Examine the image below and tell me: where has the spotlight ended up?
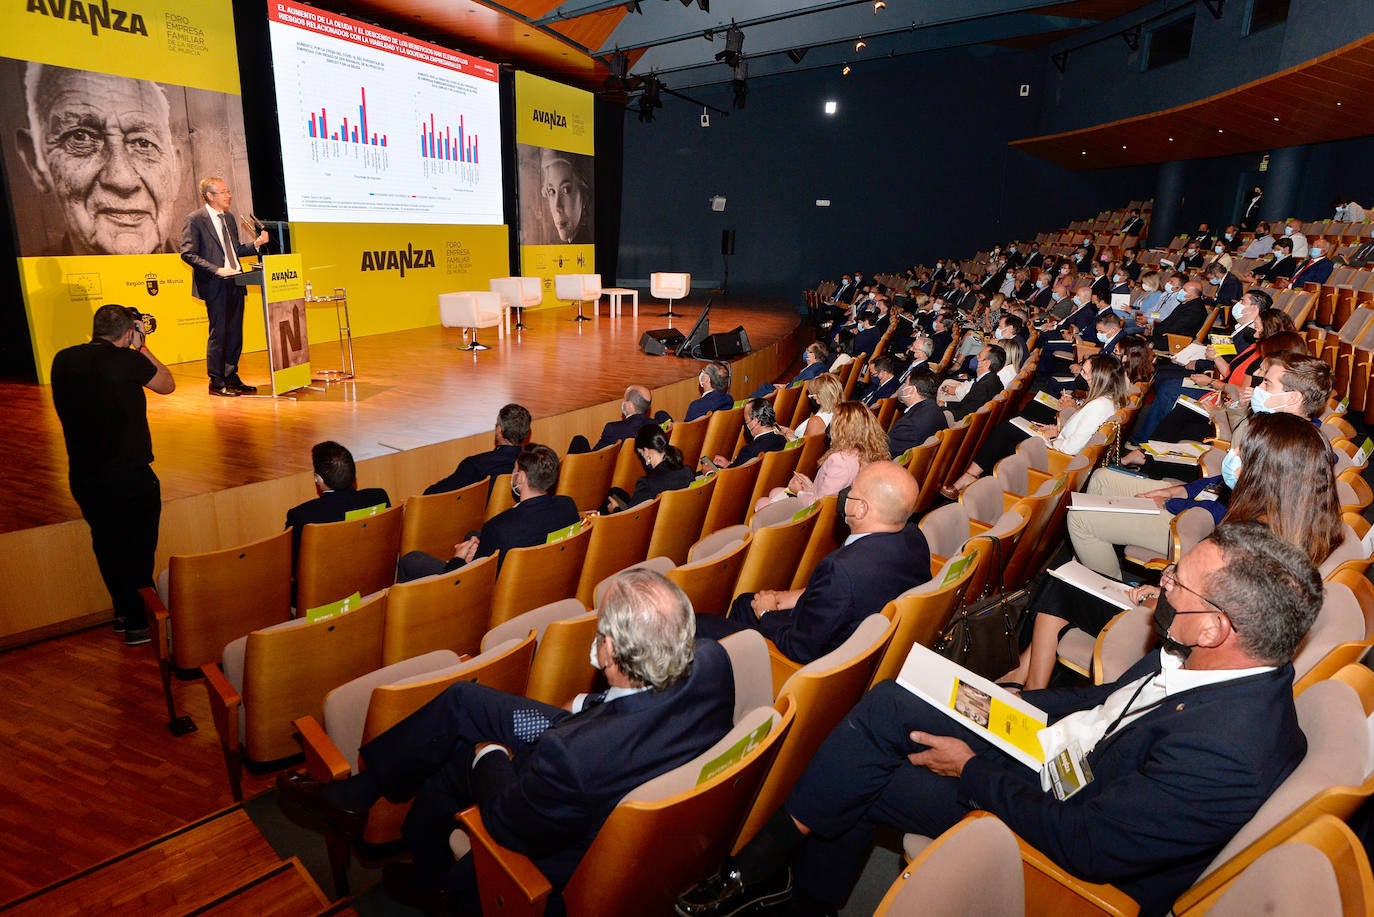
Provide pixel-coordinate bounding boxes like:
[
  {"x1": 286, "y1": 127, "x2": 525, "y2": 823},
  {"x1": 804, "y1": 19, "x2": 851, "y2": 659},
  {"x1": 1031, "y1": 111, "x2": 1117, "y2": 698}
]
[
  {"x1": 714, "y1": 22, "x2": 744, "y2": 68},
  {"x1": 842, "y1": 62, "x2": 851, "y2": 75},
  {"x1": 643, "y1": 77, "x2": 663, "y2": 110},
  {"x1": 855, "y1": 38, "x2": 867, "y2": 51},
  {"x1": 606, "y1": 50, "x2": 628, "y2": 88},
  {"x1": 873, "y1": 0, "x2": 885, "y2": 10}
]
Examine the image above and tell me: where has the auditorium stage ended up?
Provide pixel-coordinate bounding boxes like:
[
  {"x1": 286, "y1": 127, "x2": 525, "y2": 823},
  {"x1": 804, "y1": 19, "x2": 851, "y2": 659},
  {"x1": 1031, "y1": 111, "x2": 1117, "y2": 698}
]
[{"x1": 0, "y1": 295, "x2": 802, "y2": 645}]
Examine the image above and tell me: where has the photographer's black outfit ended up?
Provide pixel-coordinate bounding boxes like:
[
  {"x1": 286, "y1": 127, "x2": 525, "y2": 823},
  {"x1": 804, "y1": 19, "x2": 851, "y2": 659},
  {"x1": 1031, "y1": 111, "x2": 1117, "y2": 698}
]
[{"x1": 51, "y1": 338, "x2": 161, "y2": 635}]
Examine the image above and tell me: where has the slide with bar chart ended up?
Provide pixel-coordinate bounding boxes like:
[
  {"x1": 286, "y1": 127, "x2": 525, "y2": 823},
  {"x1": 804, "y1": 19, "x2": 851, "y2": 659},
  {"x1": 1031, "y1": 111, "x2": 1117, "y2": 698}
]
[{"x1": 267, "y1": 1, "x2": 503, "y2": 225}]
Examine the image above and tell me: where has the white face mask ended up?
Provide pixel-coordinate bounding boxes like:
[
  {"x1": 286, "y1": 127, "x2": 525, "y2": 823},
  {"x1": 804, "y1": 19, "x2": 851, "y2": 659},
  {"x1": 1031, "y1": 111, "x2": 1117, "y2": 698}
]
[
  {"x1": 1214, "y1": 245, "x2": 1224, "y2": 254},
  {"x1": 589, "y1": 634, "x2": 604, "y2": 670},
  {"x1": 1284, "y1": 226, "x2": 1294, "y2": 235}
]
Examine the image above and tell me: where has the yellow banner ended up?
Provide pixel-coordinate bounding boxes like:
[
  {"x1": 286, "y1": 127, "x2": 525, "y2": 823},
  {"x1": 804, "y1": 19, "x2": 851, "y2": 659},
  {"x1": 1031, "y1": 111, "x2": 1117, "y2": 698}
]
[
  {"x1": 514, "y1": 71, "x2": 594, "y2": 155},
  {"x1": 0, "y1": 0, "x2": 241, "y2": 93},
  {"x1": 519, "y1": 244, "x2": 596, "y2": 308},
  {"x1": 290, "y1": 223, "x2": 510, "y2": 332},
  {"x1": 19, "y1": 251, "x2": 265, "y2": 384}
]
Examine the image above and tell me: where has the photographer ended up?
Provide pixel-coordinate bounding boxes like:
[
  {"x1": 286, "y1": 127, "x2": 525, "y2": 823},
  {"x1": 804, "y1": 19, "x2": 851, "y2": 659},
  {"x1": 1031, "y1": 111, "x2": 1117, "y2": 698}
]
[{"x1": 51, "y1": 304, "x2": 174, "y2": 645}]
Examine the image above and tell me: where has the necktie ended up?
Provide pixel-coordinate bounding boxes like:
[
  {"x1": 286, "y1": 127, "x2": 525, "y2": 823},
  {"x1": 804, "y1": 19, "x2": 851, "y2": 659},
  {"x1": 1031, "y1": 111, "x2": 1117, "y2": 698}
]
[{"x1": 220, "y1": 213, "x2": 239, "y2": 272}]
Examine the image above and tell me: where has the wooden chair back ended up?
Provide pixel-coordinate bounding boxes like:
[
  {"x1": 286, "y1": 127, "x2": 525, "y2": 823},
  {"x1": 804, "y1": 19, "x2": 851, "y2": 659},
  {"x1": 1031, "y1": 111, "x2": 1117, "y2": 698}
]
[
  {"x1": 788, "y1": 380, "x2": 814, "y2": 429},
  {"x1": 400, "y1": 479, "x2": 488, "y2": 558},
  {"x1": 296, "y1": 506, "x2": 404, "y2": 613},
  {"x1": 243, "y1": 593, "x2": 386, "y2": 763},
  {"x1": 485, "y1": 474, "x2": 517, "y2": 519},
  {"x1": 700, "y1": 458, "x2": 764, "y2": 537},
  {"x1": 700, "y1": 405, "x2": 746, "y2": 463},
  {"x1": 792, "y1": 432, "x2": 828, "y2": 480},
  {"x1": 667, "y1": 414, "x2": 710, "y2": 469},
  {"x1": 519, "y1": 610, "x2": 601, "y2": 708},
  {"x1": 491, "y1": 698, "x2": 794, "y2": 917},
  {"x1": 771, "y1": 386, "x2": 802, "y2": 432},
  {"x1": 942, "y1": 401, "x2": 995, "y2": 488},
  {"x1": 487, "y1": 524, "x2": 594, "y2": 628},
  {"x1": 1329, "y1": 566, "x2": 1374, "y2": 639},
  {"x1": 160, "y1": 528, "x2": 293, "y2": 672},
  {"x1": 666, "y1": 534, "x2": 753, "y2": 618},
  {"x1": 744, "y1": 447, "x2": 804, "y2": 523},
  {"x1": 381, "y1": 553, "x2": 499, "y2": 664},
  {"x1": 555, "y1": 442, "x2": 620, "y2": 512},
  {"x1": 791, "y1": 495, "x2": 840, "y2": 590},
  {"x1": 733, "y1": 615, "x2": 895, "y2": 851},
  {"x1": 731, "y1": 506, "x2": 821, "y2": 601},
  {"x1": 644, "y1": 475, "x2": 716, "y2": 565},
  {"x1": 607, "y1": 437, "x2": 642, "y2": 495},
  {"x1": 869, "y1": 550, "x2": 983, "y2": 687},
  {"x1": 874, "y1": 397, "x2": 899, "y2": 431},
  {"x1": 915, "y1": 425, "x2": 967, "y2": 515},
  {"x1": 574, "y1": 501, "x2": 660, "y2": 606}
]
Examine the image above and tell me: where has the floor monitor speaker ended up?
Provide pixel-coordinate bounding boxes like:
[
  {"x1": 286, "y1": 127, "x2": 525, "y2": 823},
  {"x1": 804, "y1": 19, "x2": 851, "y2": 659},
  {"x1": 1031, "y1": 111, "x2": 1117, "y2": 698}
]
[{"x1": 639, "y1": 328, "x2": 686, "y2": 355}]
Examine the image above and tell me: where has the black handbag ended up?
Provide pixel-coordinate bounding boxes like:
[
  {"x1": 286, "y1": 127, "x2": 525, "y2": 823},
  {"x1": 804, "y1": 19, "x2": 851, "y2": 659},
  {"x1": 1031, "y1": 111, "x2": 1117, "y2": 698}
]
[{"x1": 933, "y1": 534, "x2": 1028, "y2": 681}]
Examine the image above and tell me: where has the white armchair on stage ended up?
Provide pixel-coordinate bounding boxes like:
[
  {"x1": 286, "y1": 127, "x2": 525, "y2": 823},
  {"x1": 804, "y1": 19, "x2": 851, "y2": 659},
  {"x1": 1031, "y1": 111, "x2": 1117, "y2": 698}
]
[
  {"x1": 489, "y1": 276, "x2": 541, "y2": 332},
  {"x1": 651, "y1": 272, "x2": 691, "y2": 317},
  {"x1": 555, "y1": 273, "x2": 601, "y2": 322},
  {"x1": 439, "y1": 291, "x2": 504, "y2": 351}
]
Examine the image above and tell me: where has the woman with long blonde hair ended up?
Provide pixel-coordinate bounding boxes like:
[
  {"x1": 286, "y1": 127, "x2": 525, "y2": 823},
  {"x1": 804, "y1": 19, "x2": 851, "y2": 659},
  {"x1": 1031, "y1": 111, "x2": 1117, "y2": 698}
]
[{"x1": 758, "y1": 402, "x2": 888, "y2": 510}]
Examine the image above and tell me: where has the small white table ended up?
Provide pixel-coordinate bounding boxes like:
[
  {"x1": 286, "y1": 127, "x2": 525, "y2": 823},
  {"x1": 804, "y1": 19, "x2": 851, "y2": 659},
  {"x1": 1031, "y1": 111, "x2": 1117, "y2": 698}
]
[{"x1": 602, "y1": 287, "x2": 639, "y2": 318}]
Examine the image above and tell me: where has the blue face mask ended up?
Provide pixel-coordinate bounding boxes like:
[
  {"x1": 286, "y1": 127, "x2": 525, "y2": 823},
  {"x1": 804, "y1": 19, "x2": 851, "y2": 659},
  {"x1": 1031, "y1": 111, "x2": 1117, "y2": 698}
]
[
  {"x1": 1209, "y1": 277, "x2": 1221, "y2": 286},
  {"x1": 1221, "y1": 450, "x2": 1242, "y2": 489},
  {"x1": 1096, "y1": 331, "x2": 1111, "y2": 343},
  {"x1": 1250, "y1": 385, "x2": 1282, "y2": 414},
  {"x1": 1231, "y1": 302, "x2": 1247, "y2": 322}
]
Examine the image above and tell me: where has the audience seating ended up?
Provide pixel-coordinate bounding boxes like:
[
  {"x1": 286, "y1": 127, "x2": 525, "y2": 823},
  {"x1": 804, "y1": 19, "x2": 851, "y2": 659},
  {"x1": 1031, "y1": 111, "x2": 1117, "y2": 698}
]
[
  {"x1": 295, "y1": 506, "x2": 404, "y2": 614},
  {"x1": 735, "y1": 614, "x2": 897, "y2": 847},
  {"x1": 868, "y1": 548, "x2": 987, "y2": 687},
  {"x1": 725, "y1": 502, "x2": 822, "y2": 603},
  {"x1": 574, "y1": 501, "x2": 659, "y2": 606},
  {"x1": 791, "y1": 432, "x2": 828, "y2": 480},
  {"x1": 456, "y1": 696, "x2": 794, "y2": 917},
  {"x1": 485, "y1": 473, "x2": 517, "y2": 519},
  {"x1": 699, "y1": 405, "x2": 747, "y2": 464},
  {"x1": 381, "y1": 553, "x2": 499, "y2": 663},
  {"x1": 665, "y1": 535, "x2": 753, "y2": 617},
  {"x1": 480, "y1": 599, "x2": 597, "y2": 708},
  {"x1": 667, "y1": 414, "x2": 711, "y2": 470},
  {"x1": 439, "y1": 291, "x2": 504, "y2": 351},
  {"x1": 555, "y1": 442, "x2": 620, "y2": 512},
  {"x1": 744, "y1": 446, "x2": 803, "y2": 523},
  {"x1": 877, "y1": 813, "x2": 1024, "y2": 917},
  {"x1": 644, "y1": 475, "x2": 717, "y2": 565},
  {"x1": 290, "y1": 635, "x2": 536, "y2": 892},
  {"x1": 487, "y1": 524, "x2": 594, "y2": 628},
  {"x1": 400, "y1": 479, "x2": 489, "y2": 559},
  {"x1": 204, "y1": 591, "x2": 387, "y2": 801},
  {"x1": 142, "y1": 529, "x2": 293, "y2": 732},
  {"x1": 699, "y1": 457, "x2": 764, "y2": 537}
]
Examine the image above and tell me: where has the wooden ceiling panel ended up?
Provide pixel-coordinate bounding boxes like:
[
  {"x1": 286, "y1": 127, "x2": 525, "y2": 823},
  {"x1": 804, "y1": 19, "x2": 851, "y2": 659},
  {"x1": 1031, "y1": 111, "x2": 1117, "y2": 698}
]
[
  {"x1": 548, "y1": 7, "x2": 627, "y2": 54},
  {"x1": 1012, "y1": 33, "x2": 1374, "y2": 169}
]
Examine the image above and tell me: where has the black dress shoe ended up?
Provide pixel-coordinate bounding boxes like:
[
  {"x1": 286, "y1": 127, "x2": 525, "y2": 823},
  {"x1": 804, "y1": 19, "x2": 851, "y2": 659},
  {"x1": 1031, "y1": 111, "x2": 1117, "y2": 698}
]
[
  {"x1": 208, "y1": 385, "x2": 240, "y2": 397},
  {"x1": 228, "y1": 381, "x2": 259, "y2": 394},
  {"x1": 675, "y1": 866, "x2": 792, "y2": 917},
  {"x1": 275, "y1": 770, "x2": 368, "y2": 840}
]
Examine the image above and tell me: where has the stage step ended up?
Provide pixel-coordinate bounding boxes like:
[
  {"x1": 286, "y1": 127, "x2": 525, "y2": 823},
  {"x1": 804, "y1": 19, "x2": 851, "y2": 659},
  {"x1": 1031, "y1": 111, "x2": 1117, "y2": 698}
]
[{"x1": 0, "y1": 807, "x2": 334, "y2": 916}]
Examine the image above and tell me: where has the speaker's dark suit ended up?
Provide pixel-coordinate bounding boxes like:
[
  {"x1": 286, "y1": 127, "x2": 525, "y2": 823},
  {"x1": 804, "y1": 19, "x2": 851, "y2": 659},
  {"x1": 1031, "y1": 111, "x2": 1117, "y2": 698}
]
[
  {"x1": 361, "y1": 639, "x2": 735, "y2": 894},
  {"x1": 706, "y1": 525, "x2": 931, "y2": 664},
  {"x1": 685, "y1": 389, "x2": 735, "y2": 422},
  {"x1": 180, "y1": 208, "x2": 260, "y2": 387},
  {"x1": 948, "y1": 372, "x2": 1003, "y2": 421},
  {"x1": 887, "y1": 399, "x2": 948, "y2": 457},
  {"x1": 787, "y1": 653, "x2": 1303, "y2": 916},
  {"x1": 285, "y1": 488, "x2": 392, "y2": 559},
  {"x1": 423, "y1": 444, "x2": 522, "y2": 495}
]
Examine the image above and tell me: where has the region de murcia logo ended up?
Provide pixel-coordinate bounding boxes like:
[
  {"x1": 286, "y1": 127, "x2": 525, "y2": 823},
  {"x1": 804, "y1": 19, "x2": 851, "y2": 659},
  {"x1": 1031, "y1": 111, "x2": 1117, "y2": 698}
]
[{"x1": 144, "y1": 272, "x2": 158, "y2": 296}]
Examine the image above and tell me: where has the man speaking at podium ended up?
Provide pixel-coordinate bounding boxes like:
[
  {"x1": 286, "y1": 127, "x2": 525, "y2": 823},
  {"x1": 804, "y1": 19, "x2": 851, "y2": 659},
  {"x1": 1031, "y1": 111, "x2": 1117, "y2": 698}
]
[{"x1": 180, "y1": 176, "x2": 268, "y2": 397}]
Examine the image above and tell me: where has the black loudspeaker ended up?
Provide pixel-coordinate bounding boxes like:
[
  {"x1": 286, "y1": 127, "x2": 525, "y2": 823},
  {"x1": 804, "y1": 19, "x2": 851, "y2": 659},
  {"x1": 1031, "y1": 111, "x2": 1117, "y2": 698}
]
[
  {"x1": 700, "y1": 326, "x2": 751, "y2": 358},
  {"x1": 640, "y1": 328, "x2": 686, "y2": 355},
  {"x1": 721, "y1": 229, "x2": 736, "y2": 255}
]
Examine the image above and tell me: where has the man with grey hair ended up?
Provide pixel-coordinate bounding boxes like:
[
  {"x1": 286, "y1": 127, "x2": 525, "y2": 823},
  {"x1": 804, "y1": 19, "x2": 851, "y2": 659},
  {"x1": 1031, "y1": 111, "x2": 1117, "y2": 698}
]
[
  {"x1": 279, "y1": 569, "x2": 733, "y2": 909},
  {"x1": 16, "y1": 63, "x2": 183, "y2": 255},
  {"x1": 686, "y1": 362, "x2": 734, "y2": 421},
  {"x1": 680, "y1": 522, "x2": 1318, "y2": 917}
]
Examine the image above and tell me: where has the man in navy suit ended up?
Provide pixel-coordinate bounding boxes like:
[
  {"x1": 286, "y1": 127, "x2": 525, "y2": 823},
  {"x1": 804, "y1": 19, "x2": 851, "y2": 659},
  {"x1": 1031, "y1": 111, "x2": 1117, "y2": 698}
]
[
  {"x1": 1151, "y1": 281, "x2": 1208, "y2": 349},
  {"x1": 680, "y1": 523, "x2": 1318, "y2": 917},
  {"x1": 1203, "y1": 263, "x2": 1243, "y2": 308},
  {"x1": 592, "y1": 385, "x2": 660, "y2": 450},
  {"x1": 1288, "y1": 241, "x2": 1335, "y2": 287},
  {"x1": 859, "y1": 355, "x2": 900, "y2": 406},
  {"x1": 285, "y1": 440, "x2": 391, "y2": 561},
  {"x1": 179, "y1": 176, "x2": 268, "y2": 396},
  {"x1": 685, "y1": 363, "x2": 735, "y2": 421},
  {"x1": 887, "y1": 368, "x2": 948, "y2": 457},
  {"x1": 424, "y1": 403, "x2": 531, "y2": 495},
  {"x1": 940, "y1": 345, "x2": 1005, "y2": 421},
  {"x1": 280, "y1": 569, "x2": 734, "y2": 911},
  {"x1": 397, "y1": 444, "x2": 579, "y2": 581},
  {"x1": 696, "y1": 462, "x2": 930, "y2": 664}
]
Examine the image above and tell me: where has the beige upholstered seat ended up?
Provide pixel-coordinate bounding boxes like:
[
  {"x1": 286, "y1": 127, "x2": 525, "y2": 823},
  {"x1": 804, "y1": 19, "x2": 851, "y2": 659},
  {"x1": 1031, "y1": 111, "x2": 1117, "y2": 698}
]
[
  {"x1": 650, "y1": 271, "x2": 690, "y2": 317},
  {"x1": 439, "y1": 291, "x2": 504, "y2": 351},
  {"x1": 876, "y1": 813, "x2": 1024, "y2": 917},
  {"x1": 554, "y1": 273, "x2": 601, "y2": 322},
  {"x1": 489, "y1": 276, "x2": 541, "y2": 330}
]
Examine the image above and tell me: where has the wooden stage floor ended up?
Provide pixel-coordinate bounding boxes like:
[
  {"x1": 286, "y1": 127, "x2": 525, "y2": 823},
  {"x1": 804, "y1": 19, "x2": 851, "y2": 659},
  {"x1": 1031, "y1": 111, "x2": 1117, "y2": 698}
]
[{"x1": 0, "y1": 295, "x2": 800, "y2": 535}]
